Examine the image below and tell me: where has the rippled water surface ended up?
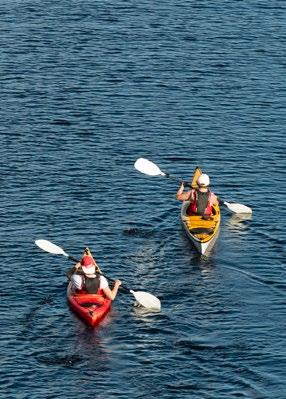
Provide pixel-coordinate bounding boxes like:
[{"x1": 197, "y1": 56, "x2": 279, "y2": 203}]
[{"x1": 1, "y1": 1, "x2": 285, "y2": 398}]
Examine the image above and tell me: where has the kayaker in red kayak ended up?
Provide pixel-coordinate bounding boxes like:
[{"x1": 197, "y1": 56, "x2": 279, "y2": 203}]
[
  {"x1": 176, "y1": 173, "x2": 219, "y2": 217},
  {"x1": 70, "y1": 248, "x2": 122, "y2": 300}
]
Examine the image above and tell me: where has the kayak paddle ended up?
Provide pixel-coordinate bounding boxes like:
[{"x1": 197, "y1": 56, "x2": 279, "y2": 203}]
[
  {"x1": 218, "y1": 200, "x2": 252, "y2": 214},
  {"x1": 134, "y1": 157, "x2": 252, "y2": 214},
  {"x1": 35, "y1": 239, "x2": 161, "y2": 311}
]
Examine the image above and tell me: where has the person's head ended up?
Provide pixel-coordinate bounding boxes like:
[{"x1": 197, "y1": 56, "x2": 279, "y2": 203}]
[
  {"x1": 81, "y1": 255, "x2": 95, "y2": 275},
  {"x1": 197, "y1": 174, "x2": 210, "y2": 188}
]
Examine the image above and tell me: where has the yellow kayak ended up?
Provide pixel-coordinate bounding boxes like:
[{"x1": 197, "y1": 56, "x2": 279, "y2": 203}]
[
  {"x1": 181, "y1": 201, "x2": 221, "y2": 255},
  {"x1": 180, "y1": 166, "x2": 221, "y2": 255}
]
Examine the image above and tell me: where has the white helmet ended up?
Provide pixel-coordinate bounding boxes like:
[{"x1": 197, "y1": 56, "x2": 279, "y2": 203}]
[{"x1": 197, "y1": 174, "x2": 210, "y2": 187}]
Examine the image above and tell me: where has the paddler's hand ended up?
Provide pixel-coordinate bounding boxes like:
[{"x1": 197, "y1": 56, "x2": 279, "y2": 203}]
[
  {"x1": 114, "y1": 279, "x2": 122, "y2": 288},
  {"x1": 74, "y1": 262, "x2": 82, "y2": 272},
  {"x1": 176, "y1": 182, "x2": 185, "y2": 198}
]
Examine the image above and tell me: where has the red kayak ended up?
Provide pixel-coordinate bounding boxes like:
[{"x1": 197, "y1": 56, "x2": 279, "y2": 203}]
[{"x1": 67, "y1": 282, "x2": 112, "y2": 327}]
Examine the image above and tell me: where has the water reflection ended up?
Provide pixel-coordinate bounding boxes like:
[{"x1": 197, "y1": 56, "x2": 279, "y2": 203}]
[
  {"x1": 225, "y1": 213, "x2": 252, "y2": 233},
  {"x1": 132, "y1": 304, "x2": 161, "y2": 318},
  {"x1": 189, "y1": 247, "x2": 219, "y2": 279},
  {"x1": 69, "y1": 316, "x2": 115, "y2": 370}
]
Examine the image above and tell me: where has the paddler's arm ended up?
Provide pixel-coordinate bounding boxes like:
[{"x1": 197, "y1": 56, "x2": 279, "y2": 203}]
[
  {"x1": 102, "y1": 279, "x2": 122, "y2": 301},
  {"x1": 176, "y1": 182, "x2": 192, "y2": 201},
  {"x1": 66, "y1": 261, "x2": 82, "y2": 280},
  {"x1": 210, "y1": 192, "x2": 219, "y2": 206}
]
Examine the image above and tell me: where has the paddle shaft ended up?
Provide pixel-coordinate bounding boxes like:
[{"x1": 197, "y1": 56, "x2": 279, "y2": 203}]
[
  {"x1": 66, "y1": 255, "x2": 131, "y2": 293},
  {"x1": 163, "y1": 172, "x2": 192, "y2": 187},
  {"x1": 151, "y1": 164, "x2": 251, "y2": 213},
  {"x1": 165, "y1": 172, "x2": 234, "y2": 210},
  {"x1": 35, "y1": 239, "x2": 161, "y2": 310}
]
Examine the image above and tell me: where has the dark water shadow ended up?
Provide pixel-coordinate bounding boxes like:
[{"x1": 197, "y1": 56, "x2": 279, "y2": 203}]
[
  {"x1": 122, "y1": 226, "x2": 157, "y2": 238},
  {"x1": 36, "y1": 353, "x2": 83, "y2": 368},
  {"x1": 21, "y1": 295, "x2": 54, "y2": 331}
]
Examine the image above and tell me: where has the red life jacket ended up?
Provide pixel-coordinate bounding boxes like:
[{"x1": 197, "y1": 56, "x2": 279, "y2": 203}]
[{"x1": 187, "y1": 189, "x2": 213, "y2": 216}]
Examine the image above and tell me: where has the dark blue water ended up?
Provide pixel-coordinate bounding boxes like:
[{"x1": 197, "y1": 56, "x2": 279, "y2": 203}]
[{"x1": 1, "y1": 1, "x2": 285, "y2": 398}]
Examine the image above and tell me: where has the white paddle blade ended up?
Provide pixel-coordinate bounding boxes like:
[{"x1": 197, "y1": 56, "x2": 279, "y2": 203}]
[
  {"x1": 130, "y1": 290, "x2": 161, "y2": 311},
  {"x1": 223, "y1": 202, "x2": 252, "y2": 214},
  {"x1": 134, "y1": 158, "x2": 165, "y2": 177},
  {"x1": 35, "y1": 239, "x2": 69, "y2": 257}
]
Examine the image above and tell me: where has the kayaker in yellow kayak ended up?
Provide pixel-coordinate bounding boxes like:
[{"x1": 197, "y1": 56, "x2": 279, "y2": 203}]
[
  {"x1": 70, "y1": 248, "x2": 122, "y2": 300},
  {"x1": 176, "y1": 173, "x2": 219, "y2": 217}
]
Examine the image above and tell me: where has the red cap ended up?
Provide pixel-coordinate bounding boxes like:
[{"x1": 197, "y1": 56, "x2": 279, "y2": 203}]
[
  {"x1": 81, "y1": 255, "x2": 95, "y2": 275},
  {"x1": 81, "y1": 255, "x2": 93, "y2": 267}
]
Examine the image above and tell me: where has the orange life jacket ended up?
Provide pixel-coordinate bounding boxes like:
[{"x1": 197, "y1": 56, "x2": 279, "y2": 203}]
[{"x1": 187, "y1": 189, "x2": 212, "y2": 216}]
